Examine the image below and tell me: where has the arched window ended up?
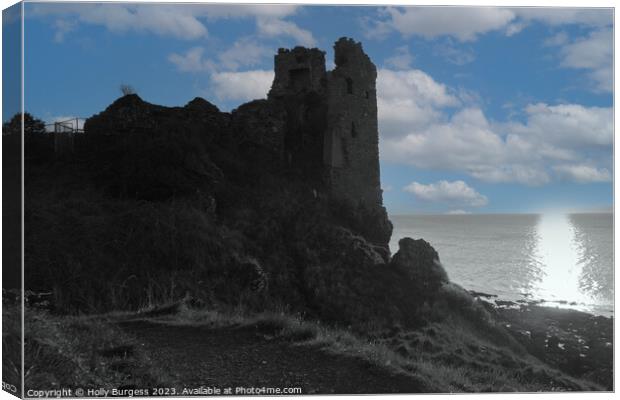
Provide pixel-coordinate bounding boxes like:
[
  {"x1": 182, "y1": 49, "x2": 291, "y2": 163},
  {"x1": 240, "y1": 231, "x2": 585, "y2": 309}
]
[{"x1": 346, "y1": 78, "x2": 353, "y2": 94}]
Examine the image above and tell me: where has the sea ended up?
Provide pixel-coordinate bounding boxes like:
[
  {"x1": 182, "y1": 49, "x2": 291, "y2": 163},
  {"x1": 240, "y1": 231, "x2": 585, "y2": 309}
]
[{"x1": 389, "y1": 213, "x2": 614, "y2": 317}]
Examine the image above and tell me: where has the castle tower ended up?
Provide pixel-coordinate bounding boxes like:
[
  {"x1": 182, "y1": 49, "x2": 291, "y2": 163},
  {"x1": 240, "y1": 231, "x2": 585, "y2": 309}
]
[
  {"x1": 324, "y1": 38, "x2": 382, "y2": 207},
  {"x1": 268, "y1": 47, "x2": 328, "y2": 182},
  {"x1": 269, "y1": 47, "x2": 326, "y2": 98},
  {"x1": 265, "y1": 38, "x2": 383, "y2": 209}
]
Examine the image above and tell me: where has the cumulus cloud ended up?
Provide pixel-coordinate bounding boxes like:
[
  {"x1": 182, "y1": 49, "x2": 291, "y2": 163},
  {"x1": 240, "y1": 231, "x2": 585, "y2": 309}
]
[
  {"x1": 553, "y1": 164, "x2": 612, "y2": 183},
  {"x1": 509, "y1": 103, "x2": 613, "y2": 147},
  {"x1": 377, "y1": 67, "x2": 612, "y2": 186},
  {"x1": 556, "y1": 28, "x2": 612, "y2": 92},
  {"x1": 383, "y1": 7, "x2": 514, "y2": 41},
  {"x1": 210, "y1": 70, "x2": 274, "y2": 102},
  {"x1": 404, "y1": 180, "x2": 488, "y2": 207},
  {"x1": 377, "y1": 68, "x2": 460, "y2": 136}
]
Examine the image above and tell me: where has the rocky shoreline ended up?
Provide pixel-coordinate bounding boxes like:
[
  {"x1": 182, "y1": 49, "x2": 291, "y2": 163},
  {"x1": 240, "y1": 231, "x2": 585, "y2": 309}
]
[{"x1": 470, "y1": 292, "x2": 614, "y2": 390}]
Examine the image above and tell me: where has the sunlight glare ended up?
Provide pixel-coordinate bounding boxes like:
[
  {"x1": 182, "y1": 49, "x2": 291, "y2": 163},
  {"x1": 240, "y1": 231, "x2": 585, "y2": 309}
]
[{"x1": 534, "y1": 213, "x2": 587, "y2": 305}]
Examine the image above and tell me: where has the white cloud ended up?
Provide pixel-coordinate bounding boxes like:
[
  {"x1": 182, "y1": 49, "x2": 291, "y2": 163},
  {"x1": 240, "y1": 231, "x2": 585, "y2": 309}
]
[
  {"x1": 168, "y1": 47, "x2": 215, "y2": 73},
  {"x1": 557, "y1": 28, "x2": 612, "y2": 92},
  {"x1": 218, "y1": 38, "x2": 270, "y2": 71},
  {"x1": 364, "y1": 6, "x2": 612, "y2": 42},
  {"x1": 210, "y1": 70, "x2": 274, "y2": 102},
  {"x1": 378, "y1": 69, "x2": 459, "y2": 108},
  {"x1": 30, "y1": 3, "x2": 208, "y2": 40},
  {"x1": 368, "y1": 7, "x2": 516, "y2": 42},
  {"x1": 377, "y1": 67, "x2": 612, "y2": 186},
  {"x1": 364, "y1": 7, "x2": 611, "y2": 93},
  {"x1": 381, "y1": 107, "x2": 553, "y2": 185},
  {"x1": 168, "y1": 39, "x2": 276, "y2": 104},
  {"x1": 553, "y1": 164, "x2": 612, "y2": 183},
  {"x1": 377, "y1": 68, "x2": 460, "y2": 137},
  {"x1": 169, "y1": 38, "x2": 270, "y2": 73},
  {"x1": 30, "y1": 3, "x2": 311, "y2": 43},
  {"x1": 404, "y1": 180, "x2": 488, "y2": 207},
  {"x1": 256, "y1": 17, "x2": 316, "y2": 46},
  {"x1": 392, "y1": 7, "x2": 513, "y2": 41},
  {"x1": 511, "y1": 103, "x2": 613, "y2": 147},
  {"x1": 384, "y1": 46, "x2": 414, "y2": 70}
]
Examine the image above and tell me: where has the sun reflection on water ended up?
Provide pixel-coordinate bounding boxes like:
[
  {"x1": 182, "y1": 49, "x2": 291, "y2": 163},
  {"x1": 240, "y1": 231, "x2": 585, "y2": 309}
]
[{"x1": 532, "y1": 213, "x2": 591, "y2": 306}]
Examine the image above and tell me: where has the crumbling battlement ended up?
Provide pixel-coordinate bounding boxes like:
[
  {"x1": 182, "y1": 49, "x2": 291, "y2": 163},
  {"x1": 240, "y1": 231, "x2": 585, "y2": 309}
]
[{"x1": 269, "y1": 47, "x2": 327, "y2": 98}]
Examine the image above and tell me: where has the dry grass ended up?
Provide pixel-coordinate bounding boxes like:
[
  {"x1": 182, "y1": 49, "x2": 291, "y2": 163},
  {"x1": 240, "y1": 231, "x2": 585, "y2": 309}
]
[
  {"x1": 11, "y1": 299, "x2": 603, "y2": 394},
  {"x1": 142, "y1": 305, "x2": 601, "y2": 393},
  {"x1": 4, "y1": 306, "x2": 174, "y2": 392}
]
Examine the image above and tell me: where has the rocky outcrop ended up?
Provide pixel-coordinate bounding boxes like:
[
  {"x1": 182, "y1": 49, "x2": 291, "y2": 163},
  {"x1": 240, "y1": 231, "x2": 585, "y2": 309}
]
[{"x1": 391, "y1": 238, "x2": 449, "y2": 301}]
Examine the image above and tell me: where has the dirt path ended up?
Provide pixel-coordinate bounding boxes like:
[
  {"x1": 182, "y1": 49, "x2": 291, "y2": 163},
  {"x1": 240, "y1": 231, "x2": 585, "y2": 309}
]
[{"x1": 118, "y1": 320, "x2": 427, "y2": 395}]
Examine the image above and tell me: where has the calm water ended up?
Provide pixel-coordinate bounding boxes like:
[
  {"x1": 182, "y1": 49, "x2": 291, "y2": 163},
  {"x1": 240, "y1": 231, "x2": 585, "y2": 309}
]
[{"x1": 389, "y1": 213, "x2": 614, "y2": 316}]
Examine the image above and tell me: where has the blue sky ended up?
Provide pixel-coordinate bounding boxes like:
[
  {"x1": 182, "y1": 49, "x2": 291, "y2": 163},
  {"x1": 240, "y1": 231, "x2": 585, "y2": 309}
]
[{"x1": 4, "y1": 3, "x2": 614, "y2": 214}]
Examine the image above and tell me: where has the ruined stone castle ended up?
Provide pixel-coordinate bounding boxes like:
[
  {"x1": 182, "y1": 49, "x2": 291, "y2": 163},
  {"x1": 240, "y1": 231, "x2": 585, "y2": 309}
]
[
  {"x1": 268, "y1": 37, "x2": 382, "y2": 208},
  {"x1": 84, "y1": 37, "x2": 383, "y2": 211}
]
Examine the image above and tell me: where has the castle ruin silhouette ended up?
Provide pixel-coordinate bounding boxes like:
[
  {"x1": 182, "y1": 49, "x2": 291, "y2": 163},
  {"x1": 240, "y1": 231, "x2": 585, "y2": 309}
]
[{"x1": 269, "y1": 37, "x2": 382, "y2": 208}]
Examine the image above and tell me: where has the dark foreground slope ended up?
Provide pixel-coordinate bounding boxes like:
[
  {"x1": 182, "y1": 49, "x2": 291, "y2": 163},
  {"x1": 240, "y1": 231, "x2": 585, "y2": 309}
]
[
  {"x1": 118, "y1": 320, "x2": 425, "y2": 394},
  {"x1": 6, "y1": 303, "x2": 606, "y2": 394}
]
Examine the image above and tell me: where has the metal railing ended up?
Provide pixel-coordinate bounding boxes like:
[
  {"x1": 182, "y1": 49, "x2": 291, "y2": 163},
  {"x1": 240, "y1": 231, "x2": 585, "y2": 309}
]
[
  {"x1": 44, "y1": 118, "x2": 86, "y2": 155},
  {"x1": 45, "y1": 117, "x2": 86, "y2": 134}
]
